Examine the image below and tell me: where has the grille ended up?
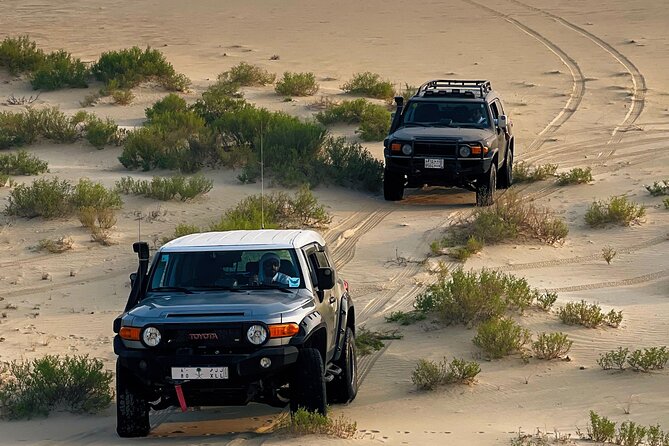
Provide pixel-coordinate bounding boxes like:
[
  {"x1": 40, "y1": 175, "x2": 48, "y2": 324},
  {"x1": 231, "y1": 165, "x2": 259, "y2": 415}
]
[
  {"x1": 157, "y1": 324, "x2": 244, "y2": 351},
  {"x1": 413, "y1": 141, "x2": 457, "y2": 157}
]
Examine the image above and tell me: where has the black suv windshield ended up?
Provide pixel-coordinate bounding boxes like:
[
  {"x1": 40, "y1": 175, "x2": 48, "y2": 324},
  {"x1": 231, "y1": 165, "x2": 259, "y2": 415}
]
[
  {"x1": 147, "y1": 249, "x2": 303, "y2": 292},
  {"x1": 402, "y1": 101, "x2": 490, "y2": 128}
]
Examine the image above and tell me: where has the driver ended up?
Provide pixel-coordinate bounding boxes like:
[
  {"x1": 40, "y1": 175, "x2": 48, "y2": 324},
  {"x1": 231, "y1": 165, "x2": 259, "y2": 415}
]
[
  {"x1": 258, "y1": 252, "x2": 291, "y2": 285},
  {"x1": 471, "y1": 106, "x2": 488, "y2": 125}
]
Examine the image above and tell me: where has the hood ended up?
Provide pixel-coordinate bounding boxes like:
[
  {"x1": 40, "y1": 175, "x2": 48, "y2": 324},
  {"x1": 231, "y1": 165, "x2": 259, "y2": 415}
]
[
  {"x1": 391, "y1": 126, "x2": 495, "y2": 142},
  {"x1": 127, "y1": 289, "x2": 313, "y2": 320}
]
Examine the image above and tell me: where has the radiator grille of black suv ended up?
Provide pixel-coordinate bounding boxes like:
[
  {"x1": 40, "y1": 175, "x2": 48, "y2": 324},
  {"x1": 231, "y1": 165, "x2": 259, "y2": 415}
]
[
  {"x1": 156, "y1": 323, "x2": 246, "y2": 352},
  {"x1": 413, "y1": 141, "x2": 457, "y2": 157}
]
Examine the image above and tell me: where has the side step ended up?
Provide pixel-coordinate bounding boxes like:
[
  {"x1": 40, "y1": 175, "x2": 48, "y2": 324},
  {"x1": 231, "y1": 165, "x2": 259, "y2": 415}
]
[{"x1": 324, "y1": 364, "x2": 342, "y2": 383}]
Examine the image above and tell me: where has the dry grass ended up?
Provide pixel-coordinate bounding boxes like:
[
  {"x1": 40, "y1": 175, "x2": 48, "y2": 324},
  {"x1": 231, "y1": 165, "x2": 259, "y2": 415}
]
[{"x1": 35, "y1": 236, "x2": 74, "y2": 253}]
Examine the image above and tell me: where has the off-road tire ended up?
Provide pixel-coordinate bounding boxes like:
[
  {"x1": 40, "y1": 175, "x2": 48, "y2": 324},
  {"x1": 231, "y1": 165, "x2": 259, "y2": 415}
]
[
  {"x1": 476, "y1": 163, "x2": 497, "y2": 207},
  {"x1": 327, "y1": 327, "x2": 358, "y2": 404},
  {"x1": 383, "y1": 169, "x2": 404, "y2": 201},
  {"x1": 290, "y1": 348, "x2": 327, "y2": 415},
  {"x1": 116, "y1": 360, "x2": 150, "y2": 438},
  {"x1": 498, "y1": 148, "x2": 513, "y2": 189}
]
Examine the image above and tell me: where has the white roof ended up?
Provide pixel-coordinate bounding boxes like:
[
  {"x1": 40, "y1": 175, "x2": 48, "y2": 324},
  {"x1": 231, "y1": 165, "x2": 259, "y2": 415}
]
[{"x1": 160, "y1": 229, "x2": 325, "y2": 252}]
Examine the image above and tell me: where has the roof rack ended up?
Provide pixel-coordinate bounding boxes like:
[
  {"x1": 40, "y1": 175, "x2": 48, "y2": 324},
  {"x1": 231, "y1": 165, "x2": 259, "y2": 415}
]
[{"x1": 416, "y1": 79, "x2": 492, "y2": 98}]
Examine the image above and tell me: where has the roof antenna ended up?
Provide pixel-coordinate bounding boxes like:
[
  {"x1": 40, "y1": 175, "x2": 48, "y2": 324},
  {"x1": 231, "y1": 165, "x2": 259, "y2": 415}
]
[{"x1": 260, "y1": 120, "x2": 265, "y2": 230}]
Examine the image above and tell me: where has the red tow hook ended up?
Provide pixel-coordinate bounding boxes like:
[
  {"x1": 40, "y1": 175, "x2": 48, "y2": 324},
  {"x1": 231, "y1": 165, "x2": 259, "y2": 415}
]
[{"x1": 174, "y1": 384, "x2": 188, "y2": 412}]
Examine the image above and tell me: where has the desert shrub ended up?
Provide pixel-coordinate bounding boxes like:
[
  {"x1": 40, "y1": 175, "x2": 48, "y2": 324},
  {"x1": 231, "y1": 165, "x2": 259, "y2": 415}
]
[
  {"x1": 473, "y1": 317, "x2": 531, "y2": 359},
  {"x1": 274, "y1": 408, "x2": 357, "y2": 439},
  {"x1": 275, "y1": 71, "x2": 319, "y2": 96},
  {"x1": 586, "y1": 411, "x2": 616, "y2": 443},
  {"x1": 585, "y1": 195, "x2": 645, "y2": 227},
  {"x1": 0, "y1": 150, "x2": 48, "y2": 175},
  {"x1": 35, "y1": 236, "x2": 74, "y2": 254},
  {"x1": 358, "y1": 104, "x2": 391, "y2": 141},
  {"x1": 385, "y1": 310, "x2": 426, "y2": 325},
  {"x1": 0, "y1": 174, "x2": 9, "y2": 186},
  {"x1": 0, "y1": 111, "x2": 33, "y2": 149},
  {"x1": 602, "y1": 246, "x2": 617, "y2": 264},
  {"x1": 354, "y1": 327, "x2": 401, "y2": 356},
  {"x1": 111, "y1": 89, "x2": 134, "y2": 105},
  {"x1": 319, "y1": 137, "x2": 384, "y2": 192},
  {"x1": 341, "y1": 72, "x2": 394, "y2": 100},
  {"x1": 5, "y1": 177, "x2": 73, "y2": 218},
  {"x1": 115, "y1": 174, "x2": 212, "y2": 201},
  {"x1": 315, "y1": 100, "x2": 390, "y2": 141},
  {"x1": 555, "y1": 167, "x2": 593, "y2": 186},
  {"x1": 315, "y1": 98, "x2": 369, "y2": 125},
  {"x1": 411, "y1": 357, "x2": 481, "y2": 390},
  {"x1": 0, "y1": 36, "x2": 46, "y2": 75},
  {"x1": 645, "y1": 180, "x2": 669, "y2": 196},
  {"x1": 646, "y1": 424, "x2": 669, "y2": 446},
  {"x1": 160, "y1": 72, "x2": 191, "y2": 92},
  {"x1": 92, "y1": 46, "x2": 188, "y2": 91},
  {"x1": 448, "y1": 236, "x2": 484, "y2": 262},
  {"x1": 221, "y1": 61, "x2": 275, "y2": 86},
  {"x1": 71, "y1": 112, "x2": 120, "y2": 149},
  {"x1": 191, "y1": 76, "x2": 247, "y2": 124},
  {"x1": 397, "y1": 83, "x2": 418, "y2": 103},
  {"x1": 513, "y1": 162, "x2": 558, "y2": 183},
  {"x1": 0, "y1": 355, "x2": 113, "y2": 419},
  {"x1": 627, "y1": 347, "x2": 669, "y2": 372},
  {"x1": 664, "y1": 198, "x2": 669, "y2": 209},
  {"x1": 597, "y1": 347, "x2": 630, "y2": 370},
  {"x1": 558, "y1": 300, "x2": 622, "y2": 328},
  {"x1": 414, "y1": 269, "x2": 539, "y2": 325},
  {"x1": 535, "y1": 292, "x2": 557, "y2": 311},
  {"x1": 35, "y1": 107, "x2": 79, "y2": 142},
  {"x1": 412, "y1": 359, "x2": 443, "y2": 390},
  {"x1": 616, "y1": 421, "x2": 647, "y2": 446},
  {"x1": 30, "y1": 50, "x2": 89, "y2": 90},
  {"x1": 531, "y1": 332, "x2": 572, "y2": 359},
  {"x1": 70, "y1": 178, "x2": 122, "y2": 211},
  {"x1": 145, "y1": 93, "x2": 188, "y2": 122}
]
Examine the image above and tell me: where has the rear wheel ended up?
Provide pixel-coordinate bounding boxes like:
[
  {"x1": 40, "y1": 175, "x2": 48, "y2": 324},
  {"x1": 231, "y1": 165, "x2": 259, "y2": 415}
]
[
  {"x1": 498, "y1": 148, "x2": 513, "y2": 189},
  {"x1": 116, "y1": 360, "x2": 150, "y2": 438},
  {"x1": 476, "y1": 163, "x2": 497, "y2": 206},
  {"x1": 383, "y1": 169, "x2": 404, "y2": 201},
  {"x1": 290, "y1": 348, "x2": 327, "y2": 415},
  {"x1": 327, "y1": 327, "x2": 358, "y2": 404}
]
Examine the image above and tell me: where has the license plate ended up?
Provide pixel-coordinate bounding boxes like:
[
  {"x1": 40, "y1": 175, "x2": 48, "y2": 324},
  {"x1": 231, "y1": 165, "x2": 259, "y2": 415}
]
[
  {"x1": 425, "y1": 158, "x2": 444, "y2": 169},
  {"x1": 171, "y1": 367, "x2": 229, "y2": 380}
]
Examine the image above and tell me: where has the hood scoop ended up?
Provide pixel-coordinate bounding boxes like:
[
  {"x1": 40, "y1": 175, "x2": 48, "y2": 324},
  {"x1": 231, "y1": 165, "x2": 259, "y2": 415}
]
[{"x1": 166, "y1": 312, "x2": 245, "y2": 318}]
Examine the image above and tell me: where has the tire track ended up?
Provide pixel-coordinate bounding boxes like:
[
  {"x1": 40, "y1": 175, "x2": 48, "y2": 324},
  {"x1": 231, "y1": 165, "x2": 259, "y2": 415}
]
[
  {"x1": 545, "y1": 268, "x2": 669, "y2": 293},
  {"x1": 464, "y1": 0, "x2": 585, "y2": 153},
  {"x1": 331, "y1": 209, "x2": 393, "y2": 271}
]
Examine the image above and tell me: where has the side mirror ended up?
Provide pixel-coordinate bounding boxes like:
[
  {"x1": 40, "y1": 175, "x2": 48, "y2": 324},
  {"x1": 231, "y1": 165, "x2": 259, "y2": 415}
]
[
  {"x1": 133, "y1": 241, "x2": 150, "y2": 261},
  {"x1": 498, "y1": 115, "x2": 508, "y2": 129},
  {"x1": 316, "y1": 267, "x2": 335, "y2": 290},
  {"x1": 394, "y1": 96, "x2": 404, "y2": 107}
]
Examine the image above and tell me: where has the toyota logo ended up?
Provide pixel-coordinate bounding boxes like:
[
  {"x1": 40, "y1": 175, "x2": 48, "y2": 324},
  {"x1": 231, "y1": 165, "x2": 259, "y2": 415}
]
[{"x1": 188, "y1": 333, "x2": 219, "y2": 340}]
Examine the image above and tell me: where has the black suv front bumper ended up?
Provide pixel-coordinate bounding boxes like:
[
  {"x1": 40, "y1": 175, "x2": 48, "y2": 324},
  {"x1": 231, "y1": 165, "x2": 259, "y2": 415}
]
[{"x1": 385, "y1": 155, "x2": 493, "y2": 188}]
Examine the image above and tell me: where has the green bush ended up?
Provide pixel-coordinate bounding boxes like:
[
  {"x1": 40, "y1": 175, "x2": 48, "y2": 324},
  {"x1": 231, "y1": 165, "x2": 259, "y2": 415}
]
[
  {"x1": 30, "y1": 50, "x2": 89, "y2": 90},
  {"x1": 616, "y1": 421, "x2": 647, "y2": 446},
  {"x1": 5, "y1": 177, "x2": 73, "y2": 218},
  {"x1": 191, "y1": 75, "x2": 247, "y2": 124},
  {"x1": 0, "y1": 174, "x2": 9, "y2": 186},
  {"x1": 274, "y1": 408, "x2": 357, "y2": 439},
  {"x1": 0, "y1": 150, "x2": 48, "y2": 175},
  {"x1": 385, "y1": 310, "x2": 426, "y2": 325},
  {"x1": 597, "y1": 347, "x2": 630, "y2": 370},
  {"x1": 555, "y1": 167, "x2": 593, "y2": 186},
  {"x1": 585, "y1": 195, "x2": 645, "y2": 227},
  {"x1": 358, "y1": 104, "x2": 391, "y2": 141},
  {"x1": 221, "y1": 62, "x2": 275, "y2": 86},
  {"x1": 319, "y1": 137, "x2": 383, "y2": 192},
  {"x1": 448, "y1": 236, "x2": 483, "y2": 261},
  {"x1": 627, "y1": 347, "x2": 669, "y2": 372},
  {"x1": 0, "y1": 355, "x2": 113, "y2": 419},
  {"x1": 92, "y1": 46, "x2": 188, "y2": 91},
  {"x1": 71, "y1": 112, "x2": 119, "y2": 149},
  {"x1": 558, "y1": 300, "x2": 622, "y2": 328},
  {"x1": 71, "y1": 178, "x2": 122, "y2": 210},
  {"x1": 397, "y1": 83, "x2": 418, "y2": 103},
  {"x1": 664, "y1": 198, "x2": 669, "y2": 210},
  {"x1": 646, "y1": 424, "x2": 669, "y2": 446},
  {"x1": 34, "y1": 107, "x2": 78, "y2": 143},
  {"x1": 315, "y1": 99, "x2": 390, "y2": 141},
  {"x1": 513, "y1": 162, "x2": 558, "y2": 183},
  {"x1": 411, "y1": 357, "x2": 481, "y2": 390},
  {"x1": 36, "y1": 236, "x2": 74, "y2": 254},
  {"x1": 145, "y1": 94, "x2": 188, "y2": 122},
  {"x1": 275, "y1": 71, "x2": 319, "y2": 96},
  {"x1": 115, "y1": 174, "x2": 213, "y2": 201},
  {"x1": 315, "y1": 98, "x2": 369, "y2": 125},
  {"x1": 645, "y1": 180, "x2": 669, "y2": 196},
  {"x1": 0, "y1": 36, "x2": 46, "y2": 75},
  {"x1": 531, "y1": 332, "x2": 573, "y2": 359},
  {"x1": 341, "y1": 72, "x2": 394, "y2": 100},
  {"x1": 587, "y1": 411, "x2": 616, "y2": 443},
  {"x1": 473, "y1": 317, "x2": 531, "y2": 359}
]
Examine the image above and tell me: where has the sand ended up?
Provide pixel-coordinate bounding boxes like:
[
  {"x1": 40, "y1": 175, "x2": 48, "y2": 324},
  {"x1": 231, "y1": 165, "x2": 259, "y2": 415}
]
[{"x1": 0, "y1": 0, "x2": 668, "y2": 444}]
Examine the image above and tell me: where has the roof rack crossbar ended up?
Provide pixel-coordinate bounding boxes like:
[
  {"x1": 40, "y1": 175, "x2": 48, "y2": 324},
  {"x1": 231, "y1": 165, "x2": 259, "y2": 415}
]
[{"x1": 417, "y1": 79, "x2": 492, "y2": 98}]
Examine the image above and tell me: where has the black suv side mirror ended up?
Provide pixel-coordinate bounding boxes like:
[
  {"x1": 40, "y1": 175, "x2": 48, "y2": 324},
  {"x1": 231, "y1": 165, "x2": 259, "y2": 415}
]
[{"x1": 316, "y1": 267, "x2": 335, "y2": 290}]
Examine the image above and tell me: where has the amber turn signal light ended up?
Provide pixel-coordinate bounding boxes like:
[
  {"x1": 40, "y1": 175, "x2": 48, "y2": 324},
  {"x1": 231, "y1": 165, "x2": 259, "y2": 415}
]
[
  {"x1": 269, "y1": 323, "x2": 300, "y2": 338},
  {"x1": 119, "y1": 326, "x2": 141, "y2": 341},
  {"x1": 390, "y1": 142, "x2": 402, "y2": 152},
  {"x1": 470, "y1": 145, "x2": 489, "y2": 155}
]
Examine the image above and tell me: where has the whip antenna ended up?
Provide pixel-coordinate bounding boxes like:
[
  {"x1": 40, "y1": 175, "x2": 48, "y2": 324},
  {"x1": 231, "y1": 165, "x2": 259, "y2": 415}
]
[{"x1": 260, "y1": 121, "x2": 265, "y2": 229}]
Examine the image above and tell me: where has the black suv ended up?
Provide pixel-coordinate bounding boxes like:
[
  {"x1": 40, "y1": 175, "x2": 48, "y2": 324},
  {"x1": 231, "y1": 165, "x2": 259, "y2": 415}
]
[
  {"x1": 113, "y1": 230, "x2": 357, "y2": 437},
  {"x1": 383, "y1": 80, "x2": 514, "y2": 205}
]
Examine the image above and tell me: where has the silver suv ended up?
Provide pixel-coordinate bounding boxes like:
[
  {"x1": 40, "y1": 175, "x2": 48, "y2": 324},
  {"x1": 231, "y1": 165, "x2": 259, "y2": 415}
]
[{"x1": 113, "y1": 230, "x2": 357, "y2": 437}]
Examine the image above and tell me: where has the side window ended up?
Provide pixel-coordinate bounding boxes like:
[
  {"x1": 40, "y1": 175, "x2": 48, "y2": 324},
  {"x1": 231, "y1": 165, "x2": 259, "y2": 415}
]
[
  {"x1": 489, "y1": 102, "x2": 500, "y2": 120},
  {"x1": 494, "y1": 99, "x2": 505, "y2": 115}
]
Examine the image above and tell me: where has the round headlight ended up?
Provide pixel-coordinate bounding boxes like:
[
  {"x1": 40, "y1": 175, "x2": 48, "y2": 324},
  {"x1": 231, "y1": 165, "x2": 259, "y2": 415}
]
[
  {"x1": 401, "y1": 144, "x2": 413, "y2": 155},
  {"x1": 247, "y1": 325, "x2": 268, "y2": 345},
  {"x1": 142, "y1": 327, "x2": 161, "y2": 347},
  {"x1": 459, "y1": 145, "x2": 472, "y2": 157}
]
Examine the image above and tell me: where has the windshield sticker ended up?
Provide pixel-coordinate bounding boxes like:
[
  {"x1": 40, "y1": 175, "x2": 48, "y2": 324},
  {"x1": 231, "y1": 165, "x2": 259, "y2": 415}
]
[
  {"x1": 161, "y1": 254, "x2": 169, "y2": 262},
  {"x1": 288, "y1": 277, "x2": 300, "y2": 288}
]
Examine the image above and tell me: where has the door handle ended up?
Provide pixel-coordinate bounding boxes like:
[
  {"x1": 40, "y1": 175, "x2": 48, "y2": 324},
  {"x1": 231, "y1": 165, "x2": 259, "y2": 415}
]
[{"x1": 329, "y1": 296, "x2": 336, "y2": 304}]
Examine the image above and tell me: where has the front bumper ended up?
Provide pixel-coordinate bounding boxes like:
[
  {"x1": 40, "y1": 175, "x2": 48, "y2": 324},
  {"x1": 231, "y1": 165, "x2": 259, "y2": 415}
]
[{"x1": 385, "y1": 155, "x2": 492, "y2": 187}]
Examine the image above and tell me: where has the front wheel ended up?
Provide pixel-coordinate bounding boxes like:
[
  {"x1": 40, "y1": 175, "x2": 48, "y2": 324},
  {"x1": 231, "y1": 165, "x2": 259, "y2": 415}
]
[
  {"x1": 116, "y1": 360, "x2": 150, "y2": 438},
  {"x1": 327, "y1": 327, "x2": 358, "y2": 404},
  {"x1": 383, "y1": 169, "x2": 404, "y2": 201},
  {"x1": 498, "y1": 148, "x2": 513, "y2": 189},
  {"x1": 476, "y1": 163, "x2": 497, "y2": 207},
  {"x1": 290, "y1": 348, "x2": 327, "y2": 415}
]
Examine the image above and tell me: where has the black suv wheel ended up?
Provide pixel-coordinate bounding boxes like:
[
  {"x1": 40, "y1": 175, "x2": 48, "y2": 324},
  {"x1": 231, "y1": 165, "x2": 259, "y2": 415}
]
[
  {"x1": 290, "y1": 348, "x2": 327, "y2": 414},
  {"x1": 476, "y1": 163, "x2": 497, "y2": 206},
  {"x1": 383, "y1": 169, "x2": 404, "y2": 201},
  {"x1": 116, "y1": 360, "x2": 150, "y2": 438},
  {"x1": 327, "y1": 327, "x2": 358, "y2": 404},
  {"x1": 498, "y1": 148, "x2": 513, "y2": 189}
]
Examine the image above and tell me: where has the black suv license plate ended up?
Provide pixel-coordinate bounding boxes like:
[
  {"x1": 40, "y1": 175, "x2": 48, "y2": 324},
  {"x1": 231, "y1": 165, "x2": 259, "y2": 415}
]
[{"x1": 425, "y1": 158, "x2": 444, "y2": 169}]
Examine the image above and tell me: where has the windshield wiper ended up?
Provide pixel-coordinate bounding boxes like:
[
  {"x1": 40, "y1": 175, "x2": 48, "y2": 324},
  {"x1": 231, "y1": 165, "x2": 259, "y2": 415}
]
[
  {"x1": 244, "y1": 284, "x2": 293, "y2": 293},
  {"x1": 149, "y1": 286, "x2": 194, "y2": 294},
  {"x1": 402, "y1": 122, "x2": 430, "y2": 127},
  {"x1": 189, "y1": 286, "x2": 243, "y2": 292}
]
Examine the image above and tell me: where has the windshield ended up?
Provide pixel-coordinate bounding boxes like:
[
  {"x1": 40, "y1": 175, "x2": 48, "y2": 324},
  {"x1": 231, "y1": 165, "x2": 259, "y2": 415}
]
[
  {"x1": 147, "y1": 249, "x2": 303, "y2": 292},
  {"x1": 402, "y1": 101, "x2": 490, "y2": 128}
]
